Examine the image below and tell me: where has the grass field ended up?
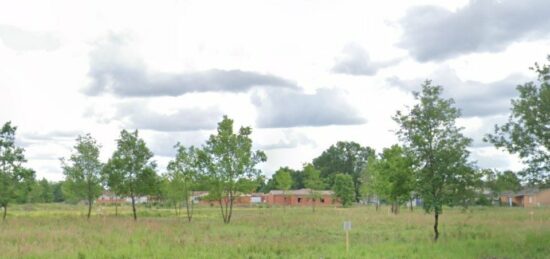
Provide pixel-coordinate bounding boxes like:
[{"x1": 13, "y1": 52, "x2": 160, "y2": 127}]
[{"x1": 1, "y1": 204, "x2": 549, "y2": 258}]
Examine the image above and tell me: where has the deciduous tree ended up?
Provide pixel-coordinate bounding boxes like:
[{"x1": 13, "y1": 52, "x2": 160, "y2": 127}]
[
  {"x1": 106, "y1": 130, "x2": 157, "y2": 221},
  {"x1": 333, "y1": 173, "x2": 355, "y2": 207},
  {"x1": 61, "y1": 134, "x2": 103, "y2": 219},
  {"x1": 198, "y1": 116, "x2": 266, "y2": 224},
  {"x1": 303, "y1": 163, "x2": 324, "y2": 212},
  {"x1": 0, "y1": 122, "x2": 34, "y2": 221},
  {"x1": 394, "y1": 81, "x2": 474, "y2": 241},
  {"x1": 486, "y1": 56, "x2": 550, "y2": 186},
  {"x1": 166, "y1": 144, "x2": 200, "y2": 222}
]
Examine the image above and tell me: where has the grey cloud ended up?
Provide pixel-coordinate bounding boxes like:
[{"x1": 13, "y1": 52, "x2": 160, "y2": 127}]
[
  {"x1": 0, "y1": 24, "x2": 60, "y2": 51},
  {"x1": 255, "y1": 131, "x2": 316, "y2": 150},
  {"x1": 116, "y1": 102, "x2": 222, "y2": 132},
  {"x1": 399, "y1": 0, "x2": 550, "y2": 61},
  {"x1": 469, "y1": 148, "x2": 512, "y2": 170},
  {"x1": 386, "y1": 67, "x2": 529, "y2": 117},
  {"x1": 332, "y1": 44, "x2": 401, "y2": 76},
  {"x1": 252, "y1": 88, "x2": 366, "y2": 128},
  {"x1": 86, "y1": 33, "x2": 297, "y2": 97}
]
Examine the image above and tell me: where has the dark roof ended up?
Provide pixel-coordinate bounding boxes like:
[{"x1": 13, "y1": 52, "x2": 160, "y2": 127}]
[{"x1": 501, "y1": 188, "x2": 542, "y2": 197}]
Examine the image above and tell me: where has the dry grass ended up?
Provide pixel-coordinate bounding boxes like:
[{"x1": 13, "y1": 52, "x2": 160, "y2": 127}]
[{"x1": 0, "y1": 204, "x2": 549, "y2": 258}]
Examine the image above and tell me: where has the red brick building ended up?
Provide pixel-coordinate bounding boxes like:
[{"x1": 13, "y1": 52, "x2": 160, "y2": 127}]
[
  {"x1": 500, "y1": 188, "x2": 550, "y2": 207},
  {"x1": 266, "y1": 189, "x2": 336, "y2": 206}
]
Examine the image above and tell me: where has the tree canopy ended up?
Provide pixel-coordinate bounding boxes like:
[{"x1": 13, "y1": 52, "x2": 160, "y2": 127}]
[
  {"x1": 486, "y1": 56, "x2": 550, "y2": 186},
  {"x1": 394, "y1": 81, "x2": 475, "y2": 240}
]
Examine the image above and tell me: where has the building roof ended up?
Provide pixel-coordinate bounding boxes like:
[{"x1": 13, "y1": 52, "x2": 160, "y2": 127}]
[
  {"x1": 269, "y1": 188, "x2": 334, "y2": 196},
  {"x1": 501, "y1": 188, "x2": 545, "y2": 197}
]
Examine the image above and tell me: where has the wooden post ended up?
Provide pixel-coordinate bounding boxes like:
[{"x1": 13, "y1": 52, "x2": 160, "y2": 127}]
[
  {"x1": 346, "y1": 229, "x2": 349, "y2": 253},
  {"x1": 343, "y1": 220, "x2": 351, "y2": 253}
]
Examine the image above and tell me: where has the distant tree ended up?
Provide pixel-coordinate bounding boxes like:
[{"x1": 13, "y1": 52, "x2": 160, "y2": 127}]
[
  {"x1": 38, "y1": 178, "x2": 54, "y2": 203},
  {"x1": 102, "y1": 157, "x2": 126, "y2": 216},
  {"x1": 52, "y1": 181, "x2": 65, "y2": 202},
  {"x1": 333, "y1": 173, "x2": 355, "y2": 207},
  {"x1": 313, "y1": 141, "x2": 375, "y2": 202},
  {"x1": 198, "y1": 116, "x2": 266, "y2": 224},
  {"x1": 303, "y1": 163, "x2": 325, "y2": 212},
  {"x1": 394, "y1": 81, "x2": 475, "y2": 241},
  {"x1": 485, "y1": 56, "x2": 550, "y2": 186},
  {"x1": 166, "y1": 144, "x2": 200, "y2": 222},
  {"x1": 368, "y1": 145, "x2": 414, "y2": 214},
  {"x1": 61, "y1": 134, "x2": 103, "y2": 219},
  {"x1": 484, "y1": 169, "x2": 522, "y2": 205},
  {"x1": 274, "y1": 168, "x2": 293, "y2": 209},
  {"x1": 107, "y1": 130, "x2": 157, "y2": 221},
  {"x1": 0, "y1": 122, "x2": 34, "y2": 221}
]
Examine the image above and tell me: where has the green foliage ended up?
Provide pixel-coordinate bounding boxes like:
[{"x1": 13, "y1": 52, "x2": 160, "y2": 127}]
[
  {"x1": 312, "y1": 141, "x2": 375, "y2": 201},
  {"x1": 367, "y1": 145, "x2": 414, "y2": 213},
  {"x1": 483, "y1": 169, "x2": 522, "y2": 203},
  {"x1": 303, "y1": 163, "x2": 325, "y2": 211},
  {"x1": 61, "y1": 134, "x2": 103, "y2": 218},
  {"x1": 105, "y1": 130, "x2": 158, "y2": 220},
  {"x1": 0, "y1": 121, "x2": 35, "y2": 220},
  {"x1": 198, "y1": 116, "x2": 266, "y2": 223},
  {"x1": 166, "y1": 144, "x2": 200, "y2": 221},
  {"x1": 485, "y1": 56, "x2": 550, "y2": 186},
  {"x1": 394, "y1": 81, "x2": 474, "y2": 240},
  {"x1": 274, "y1": 168, "x2": 293, "y2": 191},
  {"x1": 332, "y1": 173, "x2": 355, "y2": 207}
]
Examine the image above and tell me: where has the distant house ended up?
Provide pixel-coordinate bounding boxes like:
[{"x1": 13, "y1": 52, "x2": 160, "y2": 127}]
[
  {"x1": 193, "y1": 191, "x2": 255, "y2": 206},
  {"x1": 96, "y1": 191, "x2": 125, "y2": 204},
  {"x1": 500, "y1": 188, "x2": 550, "y2": 207},
  {"x1": 266, "y1": 189, "x2": 336, "y2": 206}
]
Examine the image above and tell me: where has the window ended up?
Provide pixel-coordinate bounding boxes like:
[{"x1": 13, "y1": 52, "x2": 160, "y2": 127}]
[
  {"x1": 297, "y1": 198, "x2": 302, "y2": 203},
  {"x1": 320, "y1": 198, "x2": 325, "y2": 203}
]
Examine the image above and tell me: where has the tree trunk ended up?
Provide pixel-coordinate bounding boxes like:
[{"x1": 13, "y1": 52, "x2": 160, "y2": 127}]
[
  {"x1": 409, "y1": 198, "x2": 413, "y2": 211},
  {"x1": 2, "y1": 205, "x2": 6, "y2": 221},
  {"x1": 185, "y1": 195, "x2": 193, "y2": 222},
  {"x1": 434, "y1": 212, "x2": 439, "y2": 241},
  {"x1": 131, "y1": 195, "x2": 137, "y2": 221},
  {"x1": 115, "y1": 196, "x2": 119, "y2": 216},
  {"x1": 87, "y1": 199, "x2": 93, "y2": 219}
]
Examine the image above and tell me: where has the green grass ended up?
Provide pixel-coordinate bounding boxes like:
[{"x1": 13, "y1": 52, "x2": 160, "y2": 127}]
[{"x1": 1, "y1": 204, "x2": 549, "y2": 258}]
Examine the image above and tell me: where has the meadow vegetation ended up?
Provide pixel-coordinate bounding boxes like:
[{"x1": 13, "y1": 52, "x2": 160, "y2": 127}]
[{"x1": 1, "y1": 203, "x2": 549, "y2": 258}]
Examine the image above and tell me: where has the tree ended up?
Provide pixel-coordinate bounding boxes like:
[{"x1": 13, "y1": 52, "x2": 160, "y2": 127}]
[
  {"x1": 52, "y1": 181, "x2": 65, "y2": 202},
  {"x1": 368, "y1": 145, "x2": 414, "y2": 214},
  {"x1": 0, "y1": 122, "x2": 34, "y2": 221},
  {"x1": 484, "y1": 169, "x2": 521, "y2": 205},
  {"x1": 61, "y1": 134, "x2": 103, "y2": 219},
  {"x1": 102, "y1": 157, "x2": 126, "y2": 216},
  {"x1": 38, "y1": 178, "x2": 54, "y2": 203},
  {"x1": 198, "y1": 116, "x2": 266, "y2": 224},
  {"x1": 313, "y1": 141, "x2": 375, "y2": 202},
  {"x1": 303, "y1": 163, "x2": 325, "y2": 212},
  {"x1": 485, "y1": 56, "x2": 550, "y2": 186},
  {"x1": 273, "y1": 168, "x2": 293, "y2": 209},
  {"x1": 107, "y1": 130, "x2": 157, "y2": 221},
  {"x1": 394, "y1": 81, "x2": 474, "y2": 241},
  {"x1": 166, "y1": 144, "x2": 200, "y2": 222},
  {"x1": 333, "y1": 173, "x2": 355, "y2": 207}
]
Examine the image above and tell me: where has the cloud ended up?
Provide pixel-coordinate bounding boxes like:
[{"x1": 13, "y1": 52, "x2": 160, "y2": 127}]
[
  {"x1": 115, "y1": 102, "x2": 222, "y2": 132},
  {"x1": 143, "y1": 131, "x2": 210, "y2": 157},
  {"x1": 0, "y1": 24, "x2": 60, "y2": 51},
  {"x1": 386, "y1": 66, "x2": 529, "y2": 117},
  {"x1": 252, "y1": 88, "x2": 366, "y2": 128},
  {"x1": 85, "y1": 33, "x2": 297, "y2": 97},
  {"x1": 399, "y1": 0, "x2": 550, "y2": 61},
  {"x1": 255, "y1": 130, "x2": 317, "y2": 150},
  {"x1": 332, "y1": 44, "x2": 401, "y2": 75}
]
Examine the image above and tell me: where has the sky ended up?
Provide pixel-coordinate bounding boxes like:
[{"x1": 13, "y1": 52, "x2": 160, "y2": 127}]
[{"x1": 1, "y1": 0, "x2": 549, "y2": 181}]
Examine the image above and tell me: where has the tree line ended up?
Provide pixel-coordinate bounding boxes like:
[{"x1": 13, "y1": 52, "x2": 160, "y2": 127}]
[{"x1": 1, "y1": 56, "x2": 548, "y2": 240}]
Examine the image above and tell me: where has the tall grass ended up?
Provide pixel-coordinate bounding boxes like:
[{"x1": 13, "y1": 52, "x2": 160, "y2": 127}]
[{"x1": 0, "y1": 204, "x2": 549, "y2": 258}]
